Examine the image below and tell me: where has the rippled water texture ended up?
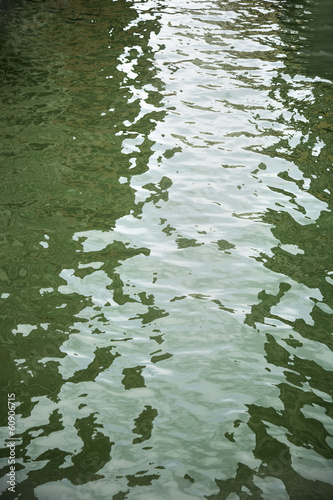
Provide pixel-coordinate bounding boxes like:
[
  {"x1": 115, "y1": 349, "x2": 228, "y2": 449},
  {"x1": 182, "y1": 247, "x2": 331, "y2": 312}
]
[{"x1": 0, "y1": 0, "x2": 332, "y2": 498}]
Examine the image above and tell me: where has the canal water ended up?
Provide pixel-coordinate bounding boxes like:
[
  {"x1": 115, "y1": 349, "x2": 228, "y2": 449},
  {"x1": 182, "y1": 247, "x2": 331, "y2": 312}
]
[{"x1": 0, "y1": 0, "x2": 332, "y2": 498}]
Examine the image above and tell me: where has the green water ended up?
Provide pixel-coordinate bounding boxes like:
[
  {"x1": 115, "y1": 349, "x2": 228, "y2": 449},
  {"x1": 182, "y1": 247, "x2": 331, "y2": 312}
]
[{"x1": 0, "y1": 0, "x2": 332, "y2": 498}]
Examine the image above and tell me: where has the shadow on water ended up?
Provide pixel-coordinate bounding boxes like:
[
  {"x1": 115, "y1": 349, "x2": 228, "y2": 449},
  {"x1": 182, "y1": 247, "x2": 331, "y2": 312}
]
[{"x1": 0, "y1": 0, "x2": 167, "y2": 497}]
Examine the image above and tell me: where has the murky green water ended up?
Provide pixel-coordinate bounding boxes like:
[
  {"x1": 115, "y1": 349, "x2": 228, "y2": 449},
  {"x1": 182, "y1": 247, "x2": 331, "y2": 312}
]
[{"x1": 0, "y1": 0, "x2": 332, "y2": 498}]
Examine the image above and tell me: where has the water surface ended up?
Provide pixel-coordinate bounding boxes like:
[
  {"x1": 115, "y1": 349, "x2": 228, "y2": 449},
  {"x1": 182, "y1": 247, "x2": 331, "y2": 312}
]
[{"x1": 0, "y1": 0, "x2": 332, "y2": 498}]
